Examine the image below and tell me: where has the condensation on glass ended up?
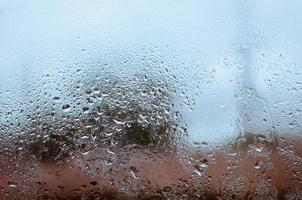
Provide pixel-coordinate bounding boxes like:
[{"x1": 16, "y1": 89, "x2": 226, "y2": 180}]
[{"x1": 0, "y1": 0, "x2": 302, "y2": 199}]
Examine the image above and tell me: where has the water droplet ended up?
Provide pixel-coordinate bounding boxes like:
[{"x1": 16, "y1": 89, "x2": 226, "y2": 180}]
[
  {"x1": 62, "y1": 104, "x2": 71, "y2": 111},
  {"x1": 8, "y1": 181, "x2": 17, "y2": 188},
  {"x1": 90, "y1": 181, "x2": 97, "y2": 186},
  {"x1": 200, "y1": 158, "x2": 208, "y2": 168},
  {"x1": 53, "y1": 96, "x2": 60, "y2": 101},
  {"x1": 255, "y1": 161, "x2": 261, "y2": 169}
]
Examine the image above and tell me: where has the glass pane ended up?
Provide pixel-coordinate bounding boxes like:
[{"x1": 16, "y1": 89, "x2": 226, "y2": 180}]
[{"x1": 0, "y1": 0, "x2": 302, "y2": 199}]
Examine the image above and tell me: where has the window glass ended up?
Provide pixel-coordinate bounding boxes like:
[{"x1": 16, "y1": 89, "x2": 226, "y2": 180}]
[{"x1": 0, "y1": 0, "x2": 302, "y2": 199}]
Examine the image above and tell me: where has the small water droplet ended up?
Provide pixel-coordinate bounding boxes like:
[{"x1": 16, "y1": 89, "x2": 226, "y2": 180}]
[
  {"x1": 62, "y1": 104, "x2": 71, "y2": 111},
  {"x1": 53, "y1": 96, "x2": 60, "y2": 101},
  {"x1": 90, "y1": 181, "x2": 97, "y2": 186},
  {"x1": 194, "y1": 168, "x2": 202, "y2": 176},
  {"x1": 200, "y1": 158, "x2": 208, "y2": 168},
  {"x1": 8, "y1": 181, "x2": 17, "y2": 188},
  {"x1": 82, "y1": 107, "x2": 89, "y2": 113},
  {"x1": 255, "y1": 161, "x2": 261, "y2": 169}
]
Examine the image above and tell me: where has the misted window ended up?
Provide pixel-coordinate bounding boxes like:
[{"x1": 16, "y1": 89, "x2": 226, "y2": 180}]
[{"x1": 0, "y1": 0, "x2": 302, "y2": 199}]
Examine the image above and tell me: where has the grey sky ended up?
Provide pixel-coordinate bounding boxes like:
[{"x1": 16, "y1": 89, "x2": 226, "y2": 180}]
[{"x1": 1, "y1": 0, "x2": 302, "y2": 147}]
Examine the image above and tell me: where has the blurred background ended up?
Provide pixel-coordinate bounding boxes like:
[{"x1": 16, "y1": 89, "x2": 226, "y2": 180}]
[{"x1": 1, "y1": 0, "x2": 302, "y2": 148}]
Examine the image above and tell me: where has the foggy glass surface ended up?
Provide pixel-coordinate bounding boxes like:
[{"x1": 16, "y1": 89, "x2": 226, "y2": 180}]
[{"x1": 0, "y1": 0, "x2": 302, "y2": 199}]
